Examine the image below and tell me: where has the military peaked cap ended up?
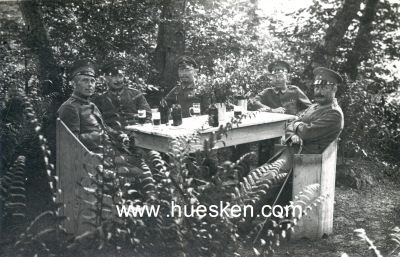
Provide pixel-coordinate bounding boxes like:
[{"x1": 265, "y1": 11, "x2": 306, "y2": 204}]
[
  {"x1": 176, "y1": 55, "x2": 197, "y2": 68},
  {"x1": 268, "y1": 60, "x2": 291, "y2": 73},
  {"x1": 102, "y1": 60, "x2": 126, "y2": 75},
  {"x1": 70, "y1": 59, "x2": 96, "y2": 78},
  {"x1": 313, "y1": 67, "x2": 343, "y2": 84}
]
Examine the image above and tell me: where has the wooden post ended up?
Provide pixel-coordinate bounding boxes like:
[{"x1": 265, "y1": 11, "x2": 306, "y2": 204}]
[
  {"x1": 56, "y1": 119, "x2": 100, "y2": 235},
  {"x1": 291, "y1": 140, "x2": 338, "y2": 239}
]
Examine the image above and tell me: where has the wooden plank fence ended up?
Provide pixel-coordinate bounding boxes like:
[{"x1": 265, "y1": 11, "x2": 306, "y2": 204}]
[
  {"x1": 291, "y1": 140, "x2": 338, "y2": 239},
  {"x1": 56, "y1": 118, "x2": 100, "y2": 235}
]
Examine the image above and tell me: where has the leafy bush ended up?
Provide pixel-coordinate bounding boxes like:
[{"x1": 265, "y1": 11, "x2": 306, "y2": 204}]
[{"x1": 339, "y1": 79, "x2": 400, "y2": 167}]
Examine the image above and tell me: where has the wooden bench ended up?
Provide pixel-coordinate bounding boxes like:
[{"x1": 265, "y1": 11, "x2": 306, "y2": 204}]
[
  {"x1": 56, "y1": 118, "x2": 100, "y2": 235},
  {"x1": 291, "y1": 140, "x2": 338, "y2": 239}
]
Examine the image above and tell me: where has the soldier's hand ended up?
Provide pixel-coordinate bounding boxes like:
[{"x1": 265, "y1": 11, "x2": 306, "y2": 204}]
[
  {"x1": 290, "y1": 135, "x2": 302, "y2": 144},
  {"x1": 259, "y1": 106, "x2": 271, "y2": 112},
  {"x1": 271, "y1": 107, "x2": 286, "y2": 114}
]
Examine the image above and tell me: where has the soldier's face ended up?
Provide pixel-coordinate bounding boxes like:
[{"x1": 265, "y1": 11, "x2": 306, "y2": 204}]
[
  {"x1": 106, "y1": 70, "x2": 124, "y2": 90},
  {"x1": 178, "y1": 64, "x2": 196, "y2": 84},
  {"x1": 314, "y1": 83, "x2": 337, "y2": 105},
  {"x1": 73, "y1": 75, "x2": 96, "y2": 97},
  {"x1": 271, "y1": 68, "x2": 287, "y2": 89}
]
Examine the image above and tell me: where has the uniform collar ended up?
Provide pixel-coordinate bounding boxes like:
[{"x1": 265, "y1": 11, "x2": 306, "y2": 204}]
[
  {"x1": 272, "y1": 87, "x2": 287, "y2": 94},
  {"x1": 178, "y1": 81, "x2": 196, "y2": 90},
  {"x1": 71, "y1": 93, "x2": 91, "y2": 104},
  {"x1": 317, "y1": 98, "x2": 338, "y2": 108},
  {"x1": 109, "y1": 87, "x2": 125, "y2": 95}
]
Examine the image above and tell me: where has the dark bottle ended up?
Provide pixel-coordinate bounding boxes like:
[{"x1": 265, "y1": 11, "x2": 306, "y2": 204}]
[
  {"x1": 208, "y1": 103, "x2": 219, "y2": 127},
  {"x1": 160, "y1": 97, "x2": 170, "y2": 124},
  {"x1": 171, "y1": 104, "x2": 182, "y2": 126},
  {"x1": 138, "y1": 109, "x2": 147, "y2": 124}
]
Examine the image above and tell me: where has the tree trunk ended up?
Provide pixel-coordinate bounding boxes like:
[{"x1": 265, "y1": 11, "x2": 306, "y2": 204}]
[
  {"x1": 19, "y1": 0, "x2": 62, "y2": 94},
  {"x1": 304, "y1": 0, "x2": 362, "y2": 77},
  {"x1": 153, "y1": 0, "x2": 187, "y2": 92},
  {"x1": 344, "y1": 0, "x2": 380, "y2": 80}
]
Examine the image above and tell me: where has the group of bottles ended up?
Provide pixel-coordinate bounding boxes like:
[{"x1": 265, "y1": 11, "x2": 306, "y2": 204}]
[
  {"x1": 159, "y1": 97, "x2": 183, "y2": 126},
  {"x1": 157, "y1": 98, "x2": 219, "y2": 127}
]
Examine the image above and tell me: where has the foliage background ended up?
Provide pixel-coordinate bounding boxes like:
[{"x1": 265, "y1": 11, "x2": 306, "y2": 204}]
[{"x1": 0, "y1": 0, "x2": 399, "y2": 255}]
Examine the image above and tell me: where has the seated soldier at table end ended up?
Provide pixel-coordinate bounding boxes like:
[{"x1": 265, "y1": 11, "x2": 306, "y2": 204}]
[{"x1": 285, "y1": 67, "x2": 344, "y2": 154}]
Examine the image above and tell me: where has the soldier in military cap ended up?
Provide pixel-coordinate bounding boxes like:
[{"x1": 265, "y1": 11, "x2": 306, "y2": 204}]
[
  {"x1": 94, "y1": 60, "x2": 152, "y2": 129},
  {"x1": 285, "y1": 67, "x2": 344, "y2": 154},
  {"x1": 58, "y1": 59, "x2": 107, "y2": 151},
  {"x1": 164, "y1": 55, "x2": 209, "y2": 118},
  {"x1": 251, "y1": 60, "x2": 311, "y2": 115},
  {"x1": 58, "y1": 59, "x2": 154, "y2": 198},
  {"x1": 247, "y1": 60, "x2": 312, "y2": 165}
]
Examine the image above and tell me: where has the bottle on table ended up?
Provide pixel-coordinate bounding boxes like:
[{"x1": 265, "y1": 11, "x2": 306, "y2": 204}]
[
  {"x1": 160, "y1": 97, "x2": 170, "y2": 124},
  {"x1": 208, "y1": 103, "x2": 219, "y2": 127},
  {"x1": 171, "y1": 104, "x2": 182, "y2": 126}
]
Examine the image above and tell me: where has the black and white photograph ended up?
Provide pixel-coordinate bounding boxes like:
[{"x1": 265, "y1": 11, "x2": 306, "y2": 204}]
[{"x1": 0, "y1": 0, "x2": 399, "y2": 256}]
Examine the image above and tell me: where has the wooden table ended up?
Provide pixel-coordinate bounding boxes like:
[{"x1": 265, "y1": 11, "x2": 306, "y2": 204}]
[{"x1": 125, "y1": 112, "x2": 296, "y2": 153}]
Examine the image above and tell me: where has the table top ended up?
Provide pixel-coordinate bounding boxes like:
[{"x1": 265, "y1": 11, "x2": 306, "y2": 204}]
[{"x1": 125, "y1": 111, "x2": 296, "y2": 138}]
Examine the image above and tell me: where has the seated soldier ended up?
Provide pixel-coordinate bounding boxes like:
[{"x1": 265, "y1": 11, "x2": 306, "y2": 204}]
[
  {"x1": 58, "y1": 60, "x2": 106, "y2": 152},
  {"x1": 58, "y1": 59, "x2": 154, "y2": 198},
  {"x1": 165, "y1": 55, "x2": 209, "y2": 118},
  {"x1": 286, "y1": 67, "x2": 344, "y2": 154},
  {"x1": 250, "y1": 60, "x2": 311, "y2": 115},
  {"x1": 273, "y1": 67, "x2": 344, "y2": 173},
  {"x1": 94, "y1": 60, "x2": 152, "y2": 130},
  {"x1": 247, "y1": 60, "x2": 312, "y2": 165}
]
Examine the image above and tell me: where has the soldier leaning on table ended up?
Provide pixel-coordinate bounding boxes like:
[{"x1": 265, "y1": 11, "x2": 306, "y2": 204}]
[
  {"x1": 246, "y1": 60, "x2": 312, "y2": 165},
  {"x1": 250, "y1": 60, "x2": 311, "y2": 115},
  {"x1": 164, "y1": 55, "x2": 210, "y2": 118},
  {"x1": 94, "y1": 60, "x2": 152, "y2": 130},
  {"x1": 163, "y1": 55, "x2": 220, "y2": 176}
]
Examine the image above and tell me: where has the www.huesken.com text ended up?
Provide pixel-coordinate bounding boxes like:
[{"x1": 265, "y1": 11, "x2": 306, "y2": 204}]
[{"x1": 116, "y1": 201, "x2": 302, "y2": 219}]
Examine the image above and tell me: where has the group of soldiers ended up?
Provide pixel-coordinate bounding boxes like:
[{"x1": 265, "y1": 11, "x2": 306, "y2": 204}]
[{"x1": 58, "y1": 55, "x2": 344, "y2": 174}]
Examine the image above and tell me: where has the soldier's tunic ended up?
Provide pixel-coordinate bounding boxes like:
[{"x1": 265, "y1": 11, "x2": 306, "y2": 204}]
[
  {"x1": 94, "y1": 86, "x2": 152, "y2": 129},
  {"x1": 58, "y1": 93, "x2": 106, "y2": 151},
  {"x1": 254, "y1": 85, "x2": 311, "y2": 115},
  {"x1": 165, "y1": 84, "x2": 209, "y2": 118},
  {"x1": 287, "y1": 98, "x2": 344, "y2": 154}
]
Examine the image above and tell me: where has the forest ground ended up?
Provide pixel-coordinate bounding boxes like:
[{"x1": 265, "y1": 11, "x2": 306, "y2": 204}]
[{"x1": 244, "y1": 159, "x2": 400, "y2": 257}]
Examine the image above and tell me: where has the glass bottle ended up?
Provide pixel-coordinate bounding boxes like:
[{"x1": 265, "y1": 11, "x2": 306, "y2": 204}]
[
  {"x1": 208, "y1": 103, "x2": 219, "y2": 127},
  {"x1": 171, "y1": 104, "x2": 182, "y2": 126},
  {"x1": 160, "y1": 97, "x2": 170, "y2": 124}
]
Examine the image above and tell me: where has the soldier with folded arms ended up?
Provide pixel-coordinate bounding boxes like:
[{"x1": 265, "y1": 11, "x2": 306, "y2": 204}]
[
  {"x1": 249, "y1": 60, "x2": 312, "y2": 165},
  {"x1": 285, "y1": 67, "x2": 344, "y2": 154},
  {"x1": 251, "y1": 60, "x2": 311, "y2": 115}
]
